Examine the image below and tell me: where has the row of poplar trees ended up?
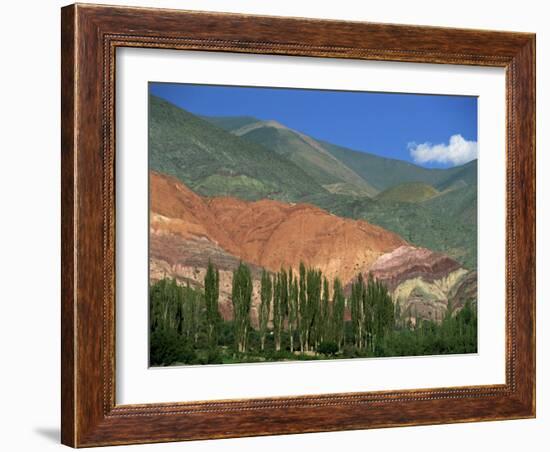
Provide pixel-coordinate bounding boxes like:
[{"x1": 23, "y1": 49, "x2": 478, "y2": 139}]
[
  {"x1": 204, "y1": 260, "x2": 255, "y2": 354},
  {"x1": 153, "y1": 260, "x2": 396, "y2": 356},
  {"x1": 150, "y1": 277, "x2": 202, "y2": 344},
  {"x1": 258, "y1": 264, "x2": 347, "y2": 354},
  {"x1": 257, "y1": 263, "x2": 396, "y2": 355}
]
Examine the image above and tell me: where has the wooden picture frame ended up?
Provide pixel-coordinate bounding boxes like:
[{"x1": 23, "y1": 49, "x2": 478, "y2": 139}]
[{"x1": 61, "y1": 3, "x2": 535, "y2": 447}]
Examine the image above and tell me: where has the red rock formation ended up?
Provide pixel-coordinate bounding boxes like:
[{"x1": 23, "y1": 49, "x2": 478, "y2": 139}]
[
  {"x1": 149, "y1": 172, "x2": 476, "y2": 324},
  {"x1": 150, "y1": 171, "x2": 405, "y2": 287},
  {"x1": 368, "y1": 245, "x2": 477, "y2": 324},
  {"x1": 369, "y1": 245, "x2": 462, "y2": 291}
]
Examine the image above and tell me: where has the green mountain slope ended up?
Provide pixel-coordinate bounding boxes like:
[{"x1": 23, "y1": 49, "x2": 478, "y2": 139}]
[
  {"x1": 241, "y1": 125, "x2": 378, "y2": 196},
  {"x1": 205, "y1": 114, "x2": 477, "y2": 195},
  {"x1": 435, "y1": 160, "x2": 478, "y2": 191},
  {"x1": 204, "y1": 117, "x2": 379, "y2": 197},
  {"x1": 303, "y1": 184, "x2": 477, "y2": 270},
  {"x1": 323, "y1": 141, "x2": 477, "y2": 192},
  {"x1": 149, "y1": 96, "x2": 325, "y2": 201},
  {"x1": 376, "y1": 182, "x2": 439, "y2": 203},
  {"x1": 200, "y1": 115, "x2": 259, "y2": 132}
]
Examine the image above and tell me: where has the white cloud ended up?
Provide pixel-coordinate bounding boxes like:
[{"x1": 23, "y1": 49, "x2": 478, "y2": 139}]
[{"x1": 408, "y1": 134, "x2": 478, "y2": 166}]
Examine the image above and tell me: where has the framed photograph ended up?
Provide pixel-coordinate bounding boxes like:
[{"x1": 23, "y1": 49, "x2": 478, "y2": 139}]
[{"x1": 61, "y1": 3, "x2": 536, "y2": 447}]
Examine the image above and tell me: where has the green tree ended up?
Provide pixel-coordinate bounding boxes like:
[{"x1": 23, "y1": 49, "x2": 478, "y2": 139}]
[
  {"x1": 231, "y1": 262, "x2": 253, "y2": 353},
  {"x1": 350, "y1": 273, "x2": 365, "y2": 349},
  {"x1": 182, "y1": 281, "x2": 201, "y2": 344},
  {"x1": 149, "y1": 277, "x2": 203, "y2": 366},
  {"x1": 273, "y1": 268, "x2": 288, "y2": 351},
  {"x1": 298, "y1": 262, "x2": 307, "y2": 352},
  {"x1": 259, "y1": 269, "x2": 272, "y2": 351},
  {"x1": 204, "y1": 261, "x2": 221, "y2": 347},
  {"x1": 288, "y1": 269, "x2": 299, "y2": 353},
  {"x1": 150, "y1": 277, "x2": 183, "y2": 333},
  {"x1": 332, "y1": 277, "x2": 346, "y2": 351},
  {"x1": 317, "y1": 277, "x2": 330, "y2": 345},
  {"x1": 394, "y1": 300, "x2": 402, "y2": 329},
  {"x1": 364, "y1": 274, "x2": 394, "y2": 352},
  {"x1": 272, "y1": 273, "x2": 280, "y2": 351},
  {"x1": 305, "y1": 268, "x2": 322, "y2": 351}
]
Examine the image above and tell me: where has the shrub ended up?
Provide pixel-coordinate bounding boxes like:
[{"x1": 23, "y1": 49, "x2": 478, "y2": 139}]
[
  {"x1": 150, "y1": 329, "x2": 196, "y2": 366},
  {"x1": 318, "y1": 341, "x2": 339, "y2": 356},
  {"x1": 205, "y1": 347, "x2": 223, "y2": 364}
]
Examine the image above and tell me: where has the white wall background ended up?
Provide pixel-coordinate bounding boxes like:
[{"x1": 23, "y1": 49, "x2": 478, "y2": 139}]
[{"x1": 0, "y1": 1, "x2": 545, "y2": 451}]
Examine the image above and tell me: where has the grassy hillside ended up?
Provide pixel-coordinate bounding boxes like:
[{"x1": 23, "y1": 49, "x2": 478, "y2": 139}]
[
  {"x1": 242, "y1": 126, "x2": 378, "y2": 196},
  {"x1": 435, "y1": 160, "x2": 478, "y2": 191},
  {"x1": 376, "y1": 182, "x2": 439, "y2": 203},
  {"x1": 200, "y1": 115, "x2": 259, "y2": 131},
  {"x1": 205, "y1": 114, "x2": 477, "y2": 194},
  {"x1": 204, "y1": 117, "x2": 378, "y2": 197},
  {"x1": 303, "y1": 184, "x2": 477, "y2": 270},
  {"x1": 149, "y1": 96, "x2": 325, "y2": 201},
  {"x1": 323, "y1": 141, "x2": 477, "y2": 192}
]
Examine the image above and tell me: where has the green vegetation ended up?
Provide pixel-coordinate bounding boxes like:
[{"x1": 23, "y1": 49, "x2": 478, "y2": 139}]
[
  {"x1": 231, "y1": 262, "x2": 253, "y2": 353},
  {"x1": 204, "y1": 261, "x2": 221, "y2": 347},
  {"x1": 149, "y1": 263, "x2": 477, "y2": 366},
  {"x1": 200, "y1": 115, "x2": 259, "y2": 131},
  {"x1": 233, "y1": 125, "x2": 378, "y2": 196},
  {"x1": 321, "y1": 140, "x2": 478, "y2": 192},
  {"x1": 193, "y1": 174, "x2": 276, "y2": 199},
  {"x1": 259, "y1": 269, "x2": 272, "y2": 351},
  {"x1": 376, "y1": 182, "x2": 440, "y2": 203},
  {"x1": 149, "y1": 278, "x2": 203, "y2": 366},
  {"x1": 380, "y1": 301, "x2": 477, "y2": 357},
  {"x1": 303, "y1": 184, "x2": 477, "y2": 270},
  {"x1": 349, "y1": 273, "x2": 395, "y2": 352},
  {"x1": 203, "y1": 112, "x2": 476, "y2": 196},
  {"x1": 149, "y1": 96, "x2": 325, "y2": 201}
]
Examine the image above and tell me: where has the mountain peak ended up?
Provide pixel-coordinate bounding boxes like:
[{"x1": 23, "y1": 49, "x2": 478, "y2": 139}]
[
  {"x1": 261, "y1": 119, "x2": 287, "y2": 129},
  {"x1": 233, "y1": 119, "x2": 289, "y2": 136}
]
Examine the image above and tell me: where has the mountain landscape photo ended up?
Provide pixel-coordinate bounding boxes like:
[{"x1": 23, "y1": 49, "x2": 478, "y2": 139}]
[{"x1": 148, "y1": 83, "x2": 478, "y2": 366}]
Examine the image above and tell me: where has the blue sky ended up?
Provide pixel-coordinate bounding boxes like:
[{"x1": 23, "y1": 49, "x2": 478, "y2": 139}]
[{"x1": 150, "y1": 82, "x2": 478, "y2": 168}]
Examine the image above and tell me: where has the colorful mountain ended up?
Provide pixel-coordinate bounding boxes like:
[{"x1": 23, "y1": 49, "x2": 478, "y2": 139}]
[
  {"x1": 150, "y1": 95, "x2": 477, "y2": 271},
  {"x1": 150, "y1": 171, "x2": 475, "y2": 324}
]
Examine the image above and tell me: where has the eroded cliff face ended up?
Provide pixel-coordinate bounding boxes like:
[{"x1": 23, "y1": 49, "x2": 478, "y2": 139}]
[
  {"x1": 369, "y1": 246, "x2": 477, "y2": 324},
  {"x1": 149, "y1": 171, "x2": 476, "y2": 324}
]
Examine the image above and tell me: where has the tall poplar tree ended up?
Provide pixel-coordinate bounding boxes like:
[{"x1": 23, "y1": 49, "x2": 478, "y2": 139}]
[
  {"x1": 181, "y1": 282, "x2": 194, "y2": 342},
  {"x1": 231, "y1": 262, "x2": 253, "y2": 353},
  {"x1": 332, "y1": 277, "x2": 346, "y2": 351},
  {"x1": 305, "y1": 268, "x2": 321, "y2": 351},
  {"x1": 259, "y1": 269, "x2": 272, "y2": 351},
  {"x1": 204, "y1": 261, "x2": 221, "y2": 347},
  {"x1": 272, "y1": 273, "x2": 280, "y2": 351},
  {"x1": 298, "y1": 262, "x2": 307, "y2": 352},
  {"x1": 288, "y1": 269, "x2": 298, "y2": 353},
  {"x1": 319, "y1": 277, "x2": 330, "y2": 344},
  {"x1": 350, "y1": 273, "x2": 365, "y2": 349},
  {"x1": 364, "y1": 275, "x2": 394, "y2": 352},
  {"x1": 150, "y1": 277, "x2": 182, "y2": 333},
  {"x1": 273, "y1": 269, "x2": 288, "y2": 351}
]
